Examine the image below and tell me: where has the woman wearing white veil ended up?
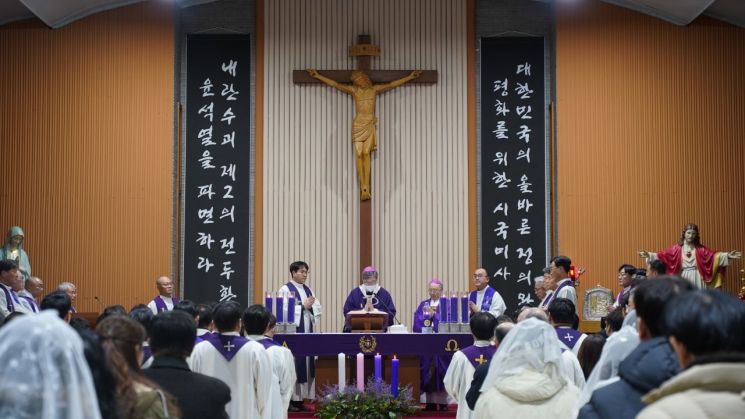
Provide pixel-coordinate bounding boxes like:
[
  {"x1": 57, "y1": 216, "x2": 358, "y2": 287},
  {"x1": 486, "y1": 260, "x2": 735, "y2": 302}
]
[
  {"x1": 574, "y1": 325, "x2": 640, "y2": 416},
  {"x1": 0, "y1": 310, "x2": 102, "y2": 419},
  {"x1": 474, "y1": 318, "x2": 579, "y2": 419}
]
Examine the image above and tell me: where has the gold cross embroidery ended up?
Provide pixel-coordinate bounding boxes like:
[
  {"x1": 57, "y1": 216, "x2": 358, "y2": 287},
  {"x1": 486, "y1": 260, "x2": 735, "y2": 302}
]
[{"x1": 474, "y1": 354, "x2": 486, "y2": 365}]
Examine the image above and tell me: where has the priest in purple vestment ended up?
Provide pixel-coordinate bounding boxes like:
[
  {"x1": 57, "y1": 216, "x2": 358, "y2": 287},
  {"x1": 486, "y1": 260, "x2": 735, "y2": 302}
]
[
  {"x1": 147, "y1": 276, "x2": 179, "y2": 315},
  {"x1": 342, "y1": 266, "x2": 397, "y2": 331},
  {"x1": 413, "y1": 278, "x2": 451, "y2": 411}
]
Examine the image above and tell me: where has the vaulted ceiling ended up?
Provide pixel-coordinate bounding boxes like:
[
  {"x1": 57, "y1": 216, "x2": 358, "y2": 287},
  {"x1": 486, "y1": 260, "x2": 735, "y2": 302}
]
[{"x1": 0, "y1": 0, "x2": 743, "y2": 30}]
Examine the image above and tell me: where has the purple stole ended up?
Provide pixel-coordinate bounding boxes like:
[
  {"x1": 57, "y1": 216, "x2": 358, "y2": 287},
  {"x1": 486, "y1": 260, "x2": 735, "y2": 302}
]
[
  {"x1": 556, "y1": 327, "x2": 583, "y2": 350},
  {"x1": 469, "y1": 286, "x2": 496, "y2": 312},
  {"x1": 545, "y1": 280, "x2": 573, "y2": 307},
  {"x1": 20, "y1": 296, "x2": 39, "y2": 313},
  {"x1": 258, "y1": 337, "x2": 280, "y2": 349},
  {"x1": 70, "y1": 306, "x2": 77, "y2": 314},
  {"x1": 460, "y1": 344, "x2": 497, "y2": 369},
  {"x1": 0, "y1": 284, "x2": 15, "y2": 312},
  {"x1": 285, "y1": 282, "x2": 315, "y2": 383},
  {"x1": 615, "y1": 288, "x2": 629, "y2": 305},
  {"x1": 203, "y1": 333, "x2": 250, "y2": 362},
  {"x1": 142, "y1": 345, "x2": 152, "y2": 365},
  {"x1": 153, "y1": 295, "x2": 179, "y2": 313}
]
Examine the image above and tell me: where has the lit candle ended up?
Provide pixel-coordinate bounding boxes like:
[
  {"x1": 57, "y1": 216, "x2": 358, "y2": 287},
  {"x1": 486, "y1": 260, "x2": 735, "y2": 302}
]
[
  {"x1": 374, "y1": 353, "x2": 382, "y2": 381},
  {"x1": 391, "y1": 356, "x2": 399, "y2": 397},
  {"x1": 356, "y1": 353, "x2": 364, "y2": 391},
  {"x1": 439, "y1": 297, "x2": 448, "y2": 323},
  {"x1": 276, "y1": 294, "x2": 284, "y2": 323},
  {"x1": 265, "y1": 293, "x2": 273, "y2": 314},
  {"x1": 461, "y1": 293, "x2": 469, "y2": 323},
  {"x1": 338, "y1": 353, "x2": 346, "y2": 392},
  {"x1": 287, "y1": 292, "x2": 296, "y2": 324},
  {"x1": 450, "y1": 294, "x2": 458, "y2": 323}
]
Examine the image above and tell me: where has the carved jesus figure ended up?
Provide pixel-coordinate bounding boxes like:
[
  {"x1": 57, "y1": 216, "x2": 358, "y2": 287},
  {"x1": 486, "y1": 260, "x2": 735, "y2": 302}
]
[{"x1": 307, "y1": 69, "x2": 421, "y2": 200}]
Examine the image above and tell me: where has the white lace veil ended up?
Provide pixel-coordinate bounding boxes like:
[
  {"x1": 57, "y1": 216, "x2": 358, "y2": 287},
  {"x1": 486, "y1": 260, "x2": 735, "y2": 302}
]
[
  {"x1": 0, "y1": 310, "x2": 102, "y2": 419},
  {"x1": 574, "y1": 324, "x2": 640, "y2": 411},
  {"x1": 480, "y1": 317, "x2": 567, "y2": 391}
]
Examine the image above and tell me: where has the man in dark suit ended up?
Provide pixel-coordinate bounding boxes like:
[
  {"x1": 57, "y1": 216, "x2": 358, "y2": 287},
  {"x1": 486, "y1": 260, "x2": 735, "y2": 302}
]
[{"x1": 144, "y1": 310, "x2": 231, "y2": 419}]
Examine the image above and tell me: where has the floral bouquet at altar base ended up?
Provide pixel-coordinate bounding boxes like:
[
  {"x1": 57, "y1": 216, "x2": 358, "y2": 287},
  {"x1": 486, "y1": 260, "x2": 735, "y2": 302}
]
[{"x1": 315, "y1": 378, "x2": 419, "y2": 419}]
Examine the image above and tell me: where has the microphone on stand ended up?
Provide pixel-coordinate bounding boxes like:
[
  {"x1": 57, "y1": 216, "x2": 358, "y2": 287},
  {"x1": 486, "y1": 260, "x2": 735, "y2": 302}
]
[
  {"x1": 93, "y1": 296, "x2": 106, "y2": 310},
  {"x1": 372, "y1": 291, "x2": 400, "y2": 326}
]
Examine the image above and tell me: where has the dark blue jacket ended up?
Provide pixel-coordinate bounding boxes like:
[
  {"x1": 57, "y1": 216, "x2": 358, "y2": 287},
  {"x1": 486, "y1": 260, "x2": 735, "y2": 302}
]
[{"x1": 578, "y1": 336, "x2": 680, "y2": 419}]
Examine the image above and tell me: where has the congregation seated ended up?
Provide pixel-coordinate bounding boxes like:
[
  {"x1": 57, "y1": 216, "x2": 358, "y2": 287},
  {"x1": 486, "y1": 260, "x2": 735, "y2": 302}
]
[
  {"x1": 578, "y1": 275, "x2": 693, "y2": 419},
  {"x1": 40, "y1": 289, "x2": 72, "y2": 321},
  {"x1": 474, "y1": 317, "x2": 580, "y2": 419},
  {"x1": 0, "y1": 310, "x2": 101, "y2": 419},
  {"x1": 465, "y1": 319, "x2": 514, "y2": 410},
  {"x1": 638, "y1": 289, "x2": 745, "y2": 417}
]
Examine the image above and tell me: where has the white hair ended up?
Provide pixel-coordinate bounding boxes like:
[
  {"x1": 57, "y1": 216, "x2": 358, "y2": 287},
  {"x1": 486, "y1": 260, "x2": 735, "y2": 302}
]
[
  {"x1": 534, "y1": 276, "x2": 545, "y2": 284},
  {"x1": 58, "y1": 282, "x2": 76, "y2": 291}
]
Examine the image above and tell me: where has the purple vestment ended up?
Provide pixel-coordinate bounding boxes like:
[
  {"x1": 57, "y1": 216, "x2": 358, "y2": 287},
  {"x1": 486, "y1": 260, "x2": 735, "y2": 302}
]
[
  {"x1": 258, "y1": 337, "x2": 280, "y2": 349},
  {"x1": 19, "y1": 296, "x2": 39, "y2": 313},
  {"x1": 543, "y1": 279, "x2": 573, "y2": 307},
  {"x1": 203, "y1": 333, "x2": 250, "y2": 362},
  {"x1": 469, "y1": 286, "x2": 496, "y2": 312},
  {"x1": 0, "y1": 284, "x2": 15, "y2": 312},
  {"x1": 342, "y1": 287, "x2": 397, "y2": 328},
  {"x1": 413, "y1": 299, "x2": 450, "y2": 393},
  {"x1": 142, "y1": 345, "x2": 152, "y2": 366},
  {"x1": 555, "y1": 327, "x2": 584, "y2": 351},
  {"x1": 460, "y1": 344, "x2": 497, "y2": 369},
  {"x1": 152, "y1": 295, "x2": 180, "y2": 313}
]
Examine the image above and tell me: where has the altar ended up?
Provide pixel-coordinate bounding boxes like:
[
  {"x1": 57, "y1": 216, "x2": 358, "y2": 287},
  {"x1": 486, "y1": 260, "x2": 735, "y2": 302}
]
[{"x1": 274, "y1": 333, "x2": 473, "y2": 399}]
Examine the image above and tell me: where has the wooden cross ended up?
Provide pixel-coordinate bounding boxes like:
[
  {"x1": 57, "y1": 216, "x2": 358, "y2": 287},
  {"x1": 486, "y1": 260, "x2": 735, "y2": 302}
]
[
  {"x1": 294, "y1": 35, "x2": 437, "y2": 271},
  {"x1": 474, "y1": 354, "x2": 487, "y2": 365}
]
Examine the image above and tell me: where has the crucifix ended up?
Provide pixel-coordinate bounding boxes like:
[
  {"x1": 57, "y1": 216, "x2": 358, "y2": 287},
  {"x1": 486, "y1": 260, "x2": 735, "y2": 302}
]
[{"x1": 294, "y1": 35, "x2": 437, "y2": 271}]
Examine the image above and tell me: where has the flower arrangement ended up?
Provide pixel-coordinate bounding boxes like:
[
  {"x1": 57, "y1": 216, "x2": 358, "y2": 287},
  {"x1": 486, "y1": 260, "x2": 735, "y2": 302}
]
[{"x1": 315, "y1": 378, "x2": 419, "y2": 419}]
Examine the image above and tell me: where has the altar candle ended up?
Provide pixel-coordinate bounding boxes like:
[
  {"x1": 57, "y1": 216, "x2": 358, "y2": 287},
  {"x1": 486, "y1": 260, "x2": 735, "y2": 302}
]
[
  {"x1": 391, "y1": 356, "x2": 400, "y2": 397},
  {"x1": 374, "y1": 353, "x2": 382, "y2": 381},
  {"x1": 461, "y1": 294, "x2": 469, "y2": 323},
  {"x1": 439, "y1": 297, "x2": 448, "y2": 323},
  {"x1": 450, "y1": 294, "x2": 458, "y2": 323},
  {"x1": 265, "y1": 293, "x2": 273, "y2": 314},
  {"x1": 338, "y1": 353, "x2": 346, "y2": 392},
  {"x1": 276, "y1": 294, "x2": 284, "y2": 323},
  {"x1": 287, "y1": 293, "x2": 296, "y2": 324},
  {"x1": 356, "y1": 353, "x2": 364, "y2": 391}
]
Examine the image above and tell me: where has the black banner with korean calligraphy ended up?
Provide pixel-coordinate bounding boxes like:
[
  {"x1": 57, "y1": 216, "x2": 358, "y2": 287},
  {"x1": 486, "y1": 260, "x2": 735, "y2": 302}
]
[
  {"x1": 184, "y1": 34, "x2": 250, "y2": 305},
  {"x1": 480, "y1": 36, "x2": 546, "y2": 314}
]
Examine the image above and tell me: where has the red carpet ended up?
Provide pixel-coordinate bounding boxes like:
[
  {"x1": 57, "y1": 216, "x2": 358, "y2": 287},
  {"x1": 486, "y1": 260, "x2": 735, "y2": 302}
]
[{"x1": 288, "y1": 403, "x2": 457, "y2": 418}]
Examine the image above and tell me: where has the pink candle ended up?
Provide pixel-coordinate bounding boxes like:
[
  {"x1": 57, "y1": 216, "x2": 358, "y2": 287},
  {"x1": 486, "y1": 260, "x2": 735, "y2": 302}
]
[{"x1": 356, "y1": 352, "x2": 364, "y2": 391}]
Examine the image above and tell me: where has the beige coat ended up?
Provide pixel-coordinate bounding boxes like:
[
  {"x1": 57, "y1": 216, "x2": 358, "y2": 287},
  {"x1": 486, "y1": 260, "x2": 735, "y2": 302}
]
[{"x1": 637, "y1": 363, "x2": 745, "y2": 419}]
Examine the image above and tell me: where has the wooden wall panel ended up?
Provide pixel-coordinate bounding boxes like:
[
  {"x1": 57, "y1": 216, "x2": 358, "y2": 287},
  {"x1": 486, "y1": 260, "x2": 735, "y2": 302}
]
[
  {"x1": 556, "y1": 0, "x2": 745, "y2": 310},
  {"x1": 263, "y1": 0, "x2": 469, "y2": 332},
  {"x1": 0, "y1": 2, "x2": 175, "y2": 311}
]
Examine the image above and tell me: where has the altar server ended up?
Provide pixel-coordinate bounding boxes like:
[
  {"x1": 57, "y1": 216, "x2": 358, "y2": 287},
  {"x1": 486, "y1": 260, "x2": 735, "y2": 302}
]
[
  {"x1": 190, "y1": 301, "x2": 273, "y2": 419},
  {"x1": 468, "y1": 268, "x2": 507, "y2": 318},
  {"x1": 245, "y1": 305, "x2": 297, "y2": 418},
  {"x1": 343, "y1": 266, "x2": 397, "y2": 328},
  {"x1": 277, "y1": 261, "x2": 321, "y2": 411},
  {"x1": 444, "y1": 312, "x2": 498, "y2": 419},
  {"x1": 548, "y1": 298, "x2": 587, "y2": 356}
]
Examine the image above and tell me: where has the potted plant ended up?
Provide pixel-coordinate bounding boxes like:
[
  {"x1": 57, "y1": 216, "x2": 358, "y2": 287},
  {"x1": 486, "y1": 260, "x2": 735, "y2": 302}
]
[{"x1": 315, "y1": 378, "x2": 420, "y2": 419}]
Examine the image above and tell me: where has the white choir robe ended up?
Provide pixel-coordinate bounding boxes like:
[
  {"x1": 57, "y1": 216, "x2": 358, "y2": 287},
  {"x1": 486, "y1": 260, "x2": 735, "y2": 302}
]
[
  {"x1": 248, "y1": 335, "x2": 297, "y2": 419},
  {"x1": 278, "y1": 280, "x2": 322, "y2": 401},
  {"x1": 554, "y1": 278, "x2": 577, "y2": 309},
  {"x1": 443, "y1": 340, "x2": 493, "y2": 419},
  {"x1": 189, "y1": 332, "x2": 274, "y2": 419},
  {"x1": 560, "y1": 348, "x2": 586, "y2": 390}
]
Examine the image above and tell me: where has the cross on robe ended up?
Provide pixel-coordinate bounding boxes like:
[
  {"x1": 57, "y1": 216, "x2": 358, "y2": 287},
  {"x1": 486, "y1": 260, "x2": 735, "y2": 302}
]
[
  {"x1": 564, "y1": 333, "x2": 574, "y2": 342},
  {"x1": 224, "y1": 341, "x2": 235, "y2": 352},
  {"x1": 474, "y1": 354, "x2": 487, "y2": 365},
  {"x1": 294, "y1": 35, "x2": 437, "y2": 271}
]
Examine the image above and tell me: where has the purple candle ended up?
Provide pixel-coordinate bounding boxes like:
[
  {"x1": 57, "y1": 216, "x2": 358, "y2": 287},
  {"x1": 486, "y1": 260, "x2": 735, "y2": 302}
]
[
  {"x1": 461, "y1": 295, "x2": 469, "y2": 323},
  {"x1": 450, "y1": 295, "x2": 458, "y2": 323},
  {"x1": 391, "y1": 356, "x2": 399, "y2": 397},
  {"x1": 265, "y1": 294, "x2": 273, "y2": 314},
  {"x1": 439, "y1": 297, "x2": 449, "y2": 323},
  {"x1": 287, "y1": 293, "x2": 296, "y2": 324},
  {"x1": 374, "y1": 353, "x2": 382, "y2": 381},
  {"x1": 276, "y1": 294, "x2": 284, "y2": 323}
]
